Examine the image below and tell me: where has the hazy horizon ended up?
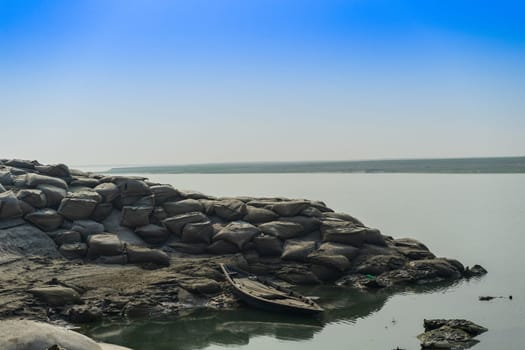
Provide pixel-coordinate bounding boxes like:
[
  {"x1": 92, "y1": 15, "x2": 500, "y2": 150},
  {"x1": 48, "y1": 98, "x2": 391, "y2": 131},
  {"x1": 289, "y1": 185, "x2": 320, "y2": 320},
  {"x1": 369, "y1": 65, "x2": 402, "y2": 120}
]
[{"x1": 1, "y1": 1, "x2": 523, "y2": 166}]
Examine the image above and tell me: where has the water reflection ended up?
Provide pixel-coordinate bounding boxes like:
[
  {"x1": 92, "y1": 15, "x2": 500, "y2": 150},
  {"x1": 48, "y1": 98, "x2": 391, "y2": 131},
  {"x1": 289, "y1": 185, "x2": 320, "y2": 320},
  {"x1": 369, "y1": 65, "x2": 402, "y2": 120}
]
[{"x1": 86, "y1": 281, "x2": 459, "y2": 350}]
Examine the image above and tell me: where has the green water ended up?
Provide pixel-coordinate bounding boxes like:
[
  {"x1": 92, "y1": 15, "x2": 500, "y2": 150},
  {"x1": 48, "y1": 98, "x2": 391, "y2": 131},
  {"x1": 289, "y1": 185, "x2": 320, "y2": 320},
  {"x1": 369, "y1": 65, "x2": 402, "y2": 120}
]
[{"x1": 84, "y1": 173, "x2": 525, "y2": 350}]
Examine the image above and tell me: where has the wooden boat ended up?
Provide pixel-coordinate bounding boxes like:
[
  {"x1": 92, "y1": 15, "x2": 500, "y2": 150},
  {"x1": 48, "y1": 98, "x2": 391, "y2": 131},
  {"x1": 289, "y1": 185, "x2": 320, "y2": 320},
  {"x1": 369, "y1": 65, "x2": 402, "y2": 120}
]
[{"x1": 220, "y1": 263, "x2": 324, "y2": 316}]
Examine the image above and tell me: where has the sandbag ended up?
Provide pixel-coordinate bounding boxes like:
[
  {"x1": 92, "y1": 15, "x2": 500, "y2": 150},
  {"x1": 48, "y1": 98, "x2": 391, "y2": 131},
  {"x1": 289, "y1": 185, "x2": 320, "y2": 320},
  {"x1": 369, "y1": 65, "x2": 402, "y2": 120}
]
[
  {"x1": 118, "y1": 179, "x2": 151, "y2": 198},
  {"x1": 4, "y1": 159, "x2": 37, "y2": 169},
  {"x1": 58, "y1": 198, "x2": 98, "y2": 220},
  {"x1": 17, "y1": 189, "x2": 47, "y2": 208},
  {"x1": 0, "y1": 169, "x2": 14, "y2": 185},
  {"x1": 268, "y1": 200, "x2": 309, "y2": 217},
  {"x1": 71, "y1": 220, "x2": 105, "y2": 240},
  {"x1": 149, "y1": 184, "x2": 181, "y2": 204},
  {"x1": 91, "y1": 203, "x2": 114, "y2": 222},
  {"x1": 281, "y1": 240, "x2": 316, "y2": 262},
  {"x1": 25, "y1": 209, "x2": 64, "y2": 232},
  {"x1": 258, "y1": 221, "x2": 305, "y2": 239},
  {"x1": 120, "y1": 206, "x2": 153, "y2": 228},
  {"x1": 213, "y1": 199, "x2": 247, "y2": 220},
  {"x1": 25, "y1": 173, "x2": 68, "y2": 190},
  {"x1": 135, "y1": 224, "x2": 170, "y2": 245},
  {"x1": 212, "y1": 221, "x2": 260, "y2": 249},
  {"x1": 279, "y1": 216, "x2": 320, "y2": 233},
  {"x1": 181, "y1": 220, "x2": 214, "y2": 244},
  {"x1": 307, "y1": 252, "x2": 350, "y2": 272},
  {"x1": 317, "y1": 242, "x2": 359, "y2": 259},
  {"x1": 243, "y1": 206, "x2": 278, "y2": 224},
  {"x1": 87, "y1": 234, "x2": 123, "y2": 257},
  {"x1": 70, "y1": 177, "x2": 100, "y2": 188},
  {"x1": 164, "y1": 199, "x2": 203, "y2": 216},
  {"x1": 67, "y1": 188, "x2": 102, "y2": 203},
  {"x1": 34, "y1": 163, "x2": 71, "y2": 178},
  {"x1": 253, "y1": 234, "x2": 283, "y2": 256},
  {"x1": 0, "y1": 190, "x2": 23, "y2": 219},
  {"x1": 321, "y1": 220, "x2": 367, "y2": 247},
  {"x1": 162, "y1": 212, "x2": 208, "y2": 235},
  {"x1": 37, "y1": 184, "x2": 67, "y2": 208},
  {"x1": 47, "y1": 230, "x2": 82, "y2": 245},
  {"x1": 59, "y1": 242, "x2": 87, "y2": 259},
  {"x1": 94, "y1": 183, "x2": 120, "y2": 203},
  {"x1": 322, "y1": 212, "x2": 364, "y2": 226}
]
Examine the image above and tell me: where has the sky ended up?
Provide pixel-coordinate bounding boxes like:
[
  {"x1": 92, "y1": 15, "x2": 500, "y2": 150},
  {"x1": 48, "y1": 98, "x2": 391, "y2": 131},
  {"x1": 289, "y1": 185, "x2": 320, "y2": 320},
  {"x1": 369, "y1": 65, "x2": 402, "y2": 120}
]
[{"x1": 0, "y1": 0, "x2": 524, "y2": 166}]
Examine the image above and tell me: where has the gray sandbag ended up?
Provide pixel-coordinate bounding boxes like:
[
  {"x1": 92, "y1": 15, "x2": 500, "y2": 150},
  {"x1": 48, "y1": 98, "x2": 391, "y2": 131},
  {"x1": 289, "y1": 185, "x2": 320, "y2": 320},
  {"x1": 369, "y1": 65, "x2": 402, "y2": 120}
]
[
  {"x1": 213, "y1": 199, "x2": 247, "y2": 220},
  {"x1": 94, "y1": 183, "x2": 120, "y2": 203},
  {"x1": 164, "y1": 199, "x2": 203, "y2": 216},
  {"x1": 25, "y1": 173, "x2": 68, "y2": 190},
  {"x1": 47, "y1": 230, "x2": 82, "y2": 245},
  {"x1": 150, "y1": 206, "x2": 168, "y2": 225},
  {"x1": 321, "y1": 220, "x2": 367, "y2": 247},
  {"x1": 198, "y1": 199, "x2": 216, "y2": 215},
  {"x1": 4, "y1": 158, "x2": 38, "y2": 169},
  {"x1": 34, "y1": 163, "x2": 71, "y2": 178},
  {"x1": 307, "y1": 252, "x2": 350, "y2": 272},
  {"x1": 115, "y1": 193, "x2": 154, "y2": 208},
  {"x1": 322, "y1": 212, "x2": 364, "y2": 226},
  {"x1": 59, "y1": 242, "x2": 87, "y2": 259},
  {"x1": 150, "y1": 184, "x2": 181, "y2": 204},
  {"x1": 118, "y1": 179, "x2": 151, "y2": 198},
  {"x1": 29, "y1": 285, "x2": 81, "y2": 306},
  {"x1": 127, "y1": 245, "x2": 170, "y2": 266},
  {"x1": 67, "y1": 188, "x2": 102, "y2": 203},
  {"x1": 120, "y1": 206, "x2": 153, "y2": 228},
  {"x1": 71, "y1": 220, "x2": 105, "y2": 240},
  {"x1": 182, "y1": 220, "x2": 214, "y2": 244},
  {"x1": 317, "y1": 242, "x2": 360, "y2": 259},
  {"x1": 58, "y1": 197, "x2": 98, "y2": 220},
  {"x1": 25, "y1": 209, "x2": 64, "y2": 232},
  {"x1": 279, "y1": 216, "x2": 320, "y2": 233},
  {"x1": 37, "y1": 184, "x2": 67, "y2": 208},
  {"x1": 363, "y1": 228, "x2": 387, "y2": 246},
  {"x1": 206, "y1": 239, "x2": 239, "y2": 254},
  {"x1": 91, "y1": 202, "x2": 114, "y2": 222},
  {"x1": 258, "y1": 221, "x2": 305, "y2": 239},
  {"x1": 0, "y1": 190, "x2": 23, "y2": 219},
  {"x1": 281, "y1": 240, "x2": 316, "y2": 262},
  {"x1": 18, "y1": 200, "x2": 35, "y2": 215},
  {"x1": 269, "y1": 200, "x2": 310, "y2": 217},
  {"x1": 243, "y1": 205, "x2": 278, "y2": 224},
  {"x1": 0, "y1": 169, "x2": 14, "y2": 185},
  {"x1": 253, "y1": 234, "x2": 283, "y2": 256},
  {"x1": 17, "y1": 189, "x2": 47, "y2": 208},
  {"x1": 162, "y1": 211, "x2": 208, "y2": 235},
  {"x1": 70, "y1": 177, "x2": 100, "y2": 188},
  {"x1": 300, "y1": 206, "x2": 323, "y2": 217},
  {"x1": 212, "y1": 221, "x2": 260, "y2": 249},
  {"x1": 135, "y1": 224, "x2": 170, "y2": 245},
  {"x1": 87, "y1": 233, "x2": 123, "y2": 257}
]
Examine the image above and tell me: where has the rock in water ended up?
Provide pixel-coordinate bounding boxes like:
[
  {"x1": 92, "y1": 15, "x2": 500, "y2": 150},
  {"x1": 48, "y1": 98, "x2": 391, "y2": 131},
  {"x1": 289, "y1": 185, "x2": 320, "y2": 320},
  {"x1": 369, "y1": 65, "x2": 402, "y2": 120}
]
[{"x1": 418, "y1": 319, "x2": 488, "y2": 349}]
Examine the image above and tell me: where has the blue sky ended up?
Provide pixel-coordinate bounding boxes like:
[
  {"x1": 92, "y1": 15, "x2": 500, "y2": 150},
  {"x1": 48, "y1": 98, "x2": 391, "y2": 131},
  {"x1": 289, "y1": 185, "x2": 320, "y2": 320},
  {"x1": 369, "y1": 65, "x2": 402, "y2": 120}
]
[{"x1": 0, "y1": 0, "x2": 523, "y2": 165}]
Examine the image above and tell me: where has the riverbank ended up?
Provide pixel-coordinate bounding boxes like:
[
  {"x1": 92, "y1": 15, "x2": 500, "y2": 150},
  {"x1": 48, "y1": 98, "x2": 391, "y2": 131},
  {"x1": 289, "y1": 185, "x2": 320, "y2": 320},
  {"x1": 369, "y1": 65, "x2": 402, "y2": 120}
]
[{"x1": 0, "y1": 158, "x2": 487, "y2": 343}]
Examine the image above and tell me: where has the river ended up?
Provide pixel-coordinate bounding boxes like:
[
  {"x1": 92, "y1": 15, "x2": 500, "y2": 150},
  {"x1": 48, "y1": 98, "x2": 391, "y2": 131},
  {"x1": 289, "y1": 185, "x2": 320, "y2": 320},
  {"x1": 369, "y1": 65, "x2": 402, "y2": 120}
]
[{"x1": 83, "y1": 173, "x2": 525, "y2": 349}]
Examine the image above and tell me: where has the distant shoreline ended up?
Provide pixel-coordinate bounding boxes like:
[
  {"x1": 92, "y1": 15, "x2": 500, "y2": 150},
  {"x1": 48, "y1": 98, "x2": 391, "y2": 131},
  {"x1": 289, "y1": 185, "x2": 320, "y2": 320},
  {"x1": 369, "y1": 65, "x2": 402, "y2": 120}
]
[{"x1": 107, "y1": 156, "x2": 525, "y2": 174}]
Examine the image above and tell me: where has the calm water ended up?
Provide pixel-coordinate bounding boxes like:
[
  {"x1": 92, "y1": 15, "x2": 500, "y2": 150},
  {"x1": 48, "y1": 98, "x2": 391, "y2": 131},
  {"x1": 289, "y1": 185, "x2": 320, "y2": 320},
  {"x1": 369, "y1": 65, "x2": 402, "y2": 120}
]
[{"x1": 85, "y1": 173, "x2": 525, "y2": 350}]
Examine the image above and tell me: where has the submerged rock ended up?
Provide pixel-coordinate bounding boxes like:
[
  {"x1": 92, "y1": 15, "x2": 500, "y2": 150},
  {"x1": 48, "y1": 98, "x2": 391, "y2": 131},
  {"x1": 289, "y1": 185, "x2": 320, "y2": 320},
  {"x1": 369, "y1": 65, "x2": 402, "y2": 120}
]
[{"x1": 418, "y1": 319, "x2": 488, "y2": 349}]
